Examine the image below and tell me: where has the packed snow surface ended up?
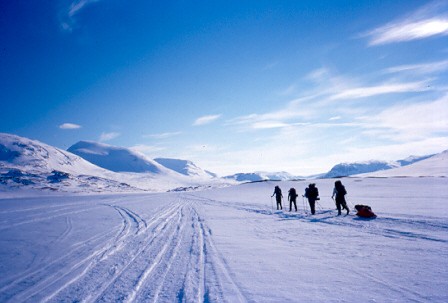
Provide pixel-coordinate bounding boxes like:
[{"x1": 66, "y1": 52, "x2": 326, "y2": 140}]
[{"x1": 1, "y1": 177, "x2": 447, "y2": 302}]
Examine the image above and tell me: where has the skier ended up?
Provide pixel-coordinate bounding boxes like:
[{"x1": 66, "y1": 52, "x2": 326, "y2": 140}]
[
  {"x1": 271, "y1": 185, "x2": 283, "y2": 210},
  {"x1": 304, "y1": 183, "x2": 319, "y2": 215},
  {"x1": 332, "y1": 180, "x2": 350, "y2": 215},
  {"x1": 288, "y1": 187, "x2": 298, "y2": 212}
]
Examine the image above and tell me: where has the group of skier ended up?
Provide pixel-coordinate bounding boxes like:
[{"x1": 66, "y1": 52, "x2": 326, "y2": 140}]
[{"x1": 271, "y1": 180, "x2": 350, "y2": 216}]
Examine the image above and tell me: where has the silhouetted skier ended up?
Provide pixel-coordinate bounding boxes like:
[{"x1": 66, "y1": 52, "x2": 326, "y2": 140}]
[
  {"x1": 288, "y1": 187, "x2": 298, "y2": 212},
  {"x1": 272, "y1": 186, "x2": 283, "y2": 210},
  {"x1": 304, "y1": 183, "x2": 319, "y2": 215},
  {"x1": 332, "y1": 180, "x2": 349, "y2": 215}
]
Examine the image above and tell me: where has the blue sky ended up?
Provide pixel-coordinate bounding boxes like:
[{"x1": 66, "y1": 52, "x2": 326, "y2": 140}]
[{"x1": 1, "y1": 0, "x2": 448, "y2": 176}]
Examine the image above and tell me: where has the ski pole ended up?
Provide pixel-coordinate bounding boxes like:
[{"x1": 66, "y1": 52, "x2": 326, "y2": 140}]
[
  {"x1": 270, "y1": 196, "x2": 274, "y2": 213},
  {"x1": 302, "y1": 195, "x2": 307, "y2": 214}
]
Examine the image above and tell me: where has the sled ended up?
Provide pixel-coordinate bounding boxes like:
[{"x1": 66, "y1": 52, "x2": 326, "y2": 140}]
[{"x1": 354, "y1": 204, "x2": 377, "y2": 218}]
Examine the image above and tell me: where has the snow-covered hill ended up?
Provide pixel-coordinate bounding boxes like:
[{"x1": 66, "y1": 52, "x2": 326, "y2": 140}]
[
  {"x1": 0, "y1": 134, "x2": 108, "y2": 176},
  {"x1": 359, "y1": 150, "x2": 448, "y2": 177},
  {"x1": 68, "y1": 141, "x2": 164, "y2": 173},
  {"x1": 0, "y1": 133, "x2": 138, "y2": 193},
  {"x1": 322, "y1": 154, "x2": 434, "y2": 178},
  {"x1": 224, "y1": 171, "x2": 299, "y2": 182},
  {"x1": 323, "y1": 161, "x2": 399, "y2": 178},
  {"x1": 0, "y1": 133, "x2": 228, "y2": 193},
  {"x1": 154, "y1": 158, "x2": 216, "y2": 179}
]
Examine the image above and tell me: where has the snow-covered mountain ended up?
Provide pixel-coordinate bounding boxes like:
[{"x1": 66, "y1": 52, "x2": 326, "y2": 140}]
[
  {"x1": 0, "y1": 133, "x2": 229, "y2": 193},
  {"x1": 68, "y1": 141, "x2": 164, "y2": 173},
  {"x1": 0, "y1": 133, "x2": 137, "y2": 192},
  {"x1": 322, "y1": 161, "x2": 399, "y2": 178},
  {"x1": 397, "y1": 154, "x2": 435, "y2": 166},
  {"x1": 154, "y1": 158, "x2": 216, "y2": 179},
  {"x1": 0, "y1": 134, "x2": 106, "y2": 175},
  {"x1": 358, "y1": 150, "x2": 448, "y2": 177},
  {"x1": 224, "y1": 171, "x2": 299, "y2": 182},
  {"x1": 322, "y1": 154, "x2": 434, "y2": 178}
]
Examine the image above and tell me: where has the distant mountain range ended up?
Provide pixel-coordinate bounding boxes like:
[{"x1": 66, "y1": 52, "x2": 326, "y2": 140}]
[
  {"x1": 154, "y1": 158, "x2": 217, "y2": 179},
  {"x1": 0, "y1": 133, "x2": 225, "y2": 193},
  {"x1": 223, "y1": 171, "x2": 301, "y2": 182},
  {"x1": 357, "y1": 150, "x2": 448, "y2": 178},
  {"x1": 321, "y1": 154, "x2": 434, "y2": 179},
  {"x1": 1, "y1": 132, "x2": 446, "y2": 193}
]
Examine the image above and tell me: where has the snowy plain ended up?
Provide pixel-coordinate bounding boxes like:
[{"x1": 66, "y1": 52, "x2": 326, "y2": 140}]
[{"x1": 1, "y1": 177, "x2": 447, "y2": 302}]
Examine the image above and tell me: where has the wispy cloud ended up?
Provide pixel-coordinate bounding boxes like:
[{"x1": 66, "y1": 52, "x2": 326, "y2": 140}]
[
  {"x1": 131, "y1": 144, "x2": 166, "y2": 155},
  {"x1": 60, "y1": 0, "x2": 101, "y2": 31},
  {"x1": 330, "y1": 80, "x2": 430, "y2": 100},
  {"x1": 99, "y1": 132, "x2": 120, "y2": 142},
  {"x1": 364, "y1": 1, "x2": 448, "y2": 45},
  {"x1": 143, "y1": 132, "x2": 182, "y2": 139},
  {"x1": 59, "y1": 123, "x2": 81, "y2": 129},
  {"x1": 193, "y1": 114, "x2": 221, "y2": 126},
  {"x1": 384, "y1": 60, "x2": 448, "y2": 75},
  {"x1": 360, "y1": 94, "x2": 448, "y2": 141},
  {"x1": 228, "y1": 70, "x2": 434, "y2": 132}
]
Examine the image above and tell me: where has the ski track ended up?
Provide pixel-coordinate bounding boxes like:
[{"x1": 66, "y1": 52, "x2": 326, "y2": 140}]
[
  {"x1": 0, "y1": 204, "x2": 105, "y2": 231},
  {"x1": 1, "y1": 194, "x2": 251, "y2": 303},
  {"x1": 42, "y1": 202, "x2": 181, "y2": 303},
  {"x1": 3, "y1": 191, "x2": 443, "y2": 302},
  {"x1": 185, "y1": 193, "x2": 448, "y2": 244}
]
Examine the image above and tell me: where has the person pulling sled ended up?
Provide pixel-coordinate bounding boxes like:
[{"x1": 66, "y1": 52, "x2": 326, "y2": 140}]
[{"x1": 332, "y1": 180, "x2": 350, "y2": 216}]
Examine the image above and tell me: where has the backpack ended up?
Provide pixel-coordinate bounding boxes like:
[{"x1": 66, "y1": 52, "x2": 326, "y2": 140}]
[{"x1": 289, "y1": 188, "x2": 297, "y2": 197}]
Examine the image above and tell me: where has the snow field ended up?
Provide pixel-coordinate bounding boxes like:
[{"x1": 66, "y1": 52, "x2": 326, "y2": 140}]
[{"x1": 0, "y1": 177, "x2": 447, "y2": 302}]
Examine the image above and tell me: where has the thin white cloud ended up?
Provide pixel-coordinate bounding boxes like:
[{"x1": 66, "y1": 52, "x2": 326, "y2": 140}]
[
  {"x1": 143, "y1": 132, "x2": 182, "y2": 139},
  {"x1": 365, "y1": 2, "x2": 448, "y2": 45},
  {"x1": 99, "y1": 132, "x2": 120, "y2": 142},
  {"x1": 59, "y1": 123, "x2": 81, "y2": 129},
  {"x1": 305, "y1": 67, "x2": 330, "y2": 82},
  {"x1": 60, "y1": 0, "x2": 101, "y2": 31},
  {"x1": 193, "y1": 114, "x2": 221, "y2": 126},
  {"x1": 360, "y1": 94, "x2": 448, "y2": 141},
  {"x1": 330, "y1": 81, "x2": 430, "y2": 100},
  {"x1": 131, "y1": 144, "x2": 166, "y2": 155},
  {"x1": 252, "y1": 121, "x2": 290, "y2": 129},
  {"x1": 384, "y1": 60, "x2": 448, "y2": 75}
]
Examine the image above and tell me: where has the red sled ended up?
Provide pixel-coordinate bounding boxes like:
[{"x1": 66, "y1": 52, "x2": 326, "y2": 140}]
[{"x1": 354, "y1": 204, "x2": 377, "y2": 218}]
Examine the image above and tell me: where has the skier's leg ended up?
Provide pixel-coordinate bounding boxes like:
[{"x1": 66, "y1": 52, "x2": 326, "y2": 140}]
[
  {"x1": 310, "y1": 200, "x2": 316, "y2": 215},
  {"x1": 343, "y1": 202, "x2": 350, "y2": 215},
  {"x1": 336, "y1": 201, "x2": 342, "y2": 215}
]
